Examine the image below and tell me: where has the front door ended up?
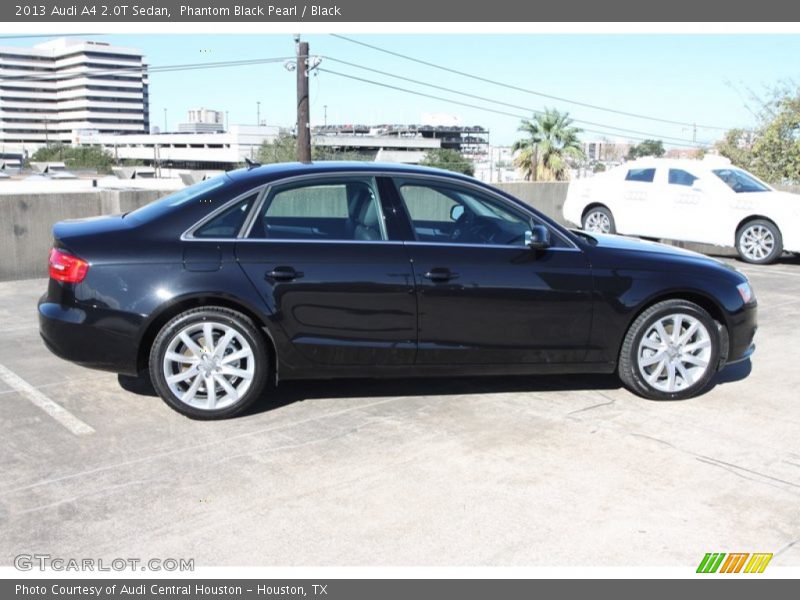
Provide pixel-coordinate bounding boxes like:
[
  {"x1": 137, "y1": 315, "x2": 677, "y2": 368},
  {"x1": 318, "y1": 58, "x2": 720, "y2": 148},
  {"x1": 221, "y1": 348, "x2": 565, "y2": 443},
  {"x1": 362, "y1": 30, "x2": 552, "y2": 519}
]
[{"x1": 391, "y1": 178, "x2": 594, "y2": 365}]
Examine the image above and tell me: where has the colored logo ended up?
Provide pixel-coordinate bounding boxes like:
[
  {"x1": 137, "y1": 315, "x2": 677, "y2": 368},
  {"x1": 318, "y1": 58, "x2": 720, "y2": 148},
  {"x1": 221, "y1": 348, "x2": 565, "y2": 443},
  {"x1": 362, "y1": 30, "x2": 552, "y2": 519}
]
[{"x1": 696, "y1": 552, "x2": 773, "y2": 573}]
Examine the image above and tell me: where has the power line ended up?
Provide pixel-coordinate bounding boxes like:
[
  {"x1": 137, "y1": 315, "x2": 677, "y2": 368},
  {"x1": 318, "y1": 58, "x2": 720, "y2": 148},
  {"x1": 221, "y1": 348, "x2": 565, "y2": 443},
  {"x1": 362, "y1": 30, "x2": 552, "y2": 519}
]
[
  {"x1": 324, "y1": 56, "x2": 708, "y2": 146},
  {"x1": 318, "y1": 67, "x2": 703, "y2": 147},
  {"x1": 0, "y1": 34, "x2": 100, "y2": 39},
  {"x1": 330, "y1": 34, "x2": 730, "y2": 132},
  {"x1": 0, "y1": 57, "x2": 295, "y2": 83}
]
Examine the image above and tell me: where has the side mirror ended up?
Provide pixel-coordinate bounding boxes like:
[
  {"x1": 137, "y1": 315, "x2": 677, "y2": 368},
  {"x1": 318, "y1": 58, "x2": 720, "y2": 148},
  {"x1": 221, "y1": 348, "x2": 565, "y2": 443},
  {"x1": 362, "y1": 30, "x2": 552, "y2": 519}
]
[
  {"x1": 450, "y1": 204, "x2": 465, "y2": 221},
  {"x1": 525, "y1": 224, "x2": 551, "y2": 249}
]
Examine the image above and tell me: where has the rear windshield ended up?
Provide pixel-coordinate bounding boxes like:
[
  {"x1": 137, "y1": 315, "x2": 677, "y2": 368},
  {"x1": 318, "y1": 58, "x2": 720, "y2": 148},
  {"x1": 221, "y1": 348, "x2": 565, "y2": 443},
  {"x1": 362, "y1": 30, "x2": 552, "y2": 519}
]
[{"x1": 125, "y1": 175, "x2": 229, "y2": 223}]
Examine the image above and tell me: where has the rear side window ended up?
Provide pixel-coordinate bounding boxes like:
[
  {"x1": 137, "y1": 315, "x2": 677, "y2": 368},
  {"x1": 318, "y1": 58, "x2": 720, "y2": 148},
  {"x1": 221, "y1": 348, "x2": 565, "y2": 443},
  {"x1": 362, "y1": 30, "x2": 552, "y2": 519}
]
[
  {"x1": 668, "y1": 169, "x2": 698, "y2": 186},
  {"x1": 126, "y1": 175, "x2": 229, "y2": 223},
  {"x1": 250, "y1": 178, "x2": 387, "y2": 241},
  {"x1": 193, "y1": 193, "x2": 257, "y2": 238},
  {"x1": 625, "y1": 168, "x2": 656, "y2": 183}
]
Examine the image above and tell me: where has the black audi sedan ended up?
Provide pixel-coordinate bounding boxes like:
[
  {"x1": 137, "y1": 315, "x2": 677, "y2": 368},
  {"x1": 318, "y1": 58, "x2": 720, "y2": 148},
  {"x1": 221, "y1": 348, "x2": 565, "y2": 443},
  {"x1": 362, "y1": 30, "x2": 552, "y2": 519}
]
[{"x1": 39, "y1": 162, "x2": 757, "y2": 419}]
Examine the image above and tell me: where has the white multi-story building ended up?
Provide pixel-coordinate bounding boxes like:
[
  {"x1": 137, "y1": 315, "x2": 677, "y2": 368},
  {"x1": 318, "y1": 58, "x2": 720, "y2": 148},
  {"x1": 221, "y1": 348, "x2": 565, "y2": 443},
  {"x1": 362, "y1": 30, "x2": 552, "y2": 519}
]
[
  {"x1": 178, "y1": 107, "x2": 225, "y2": 133},
  {"x1": 0, "y1": 38, "x2": 149, "y2": 148}
]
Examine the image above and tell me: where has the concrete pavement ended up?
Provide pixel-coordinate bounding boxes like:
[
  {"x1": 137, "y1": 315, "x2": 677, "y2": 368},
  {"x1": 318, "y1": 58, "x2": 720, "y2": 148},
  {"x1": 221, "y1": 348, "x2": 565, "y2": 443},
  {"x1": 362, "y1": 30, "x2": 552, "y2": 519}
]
[{"x1": 0, "y1": 257, "x2": 798, "y2": 567}]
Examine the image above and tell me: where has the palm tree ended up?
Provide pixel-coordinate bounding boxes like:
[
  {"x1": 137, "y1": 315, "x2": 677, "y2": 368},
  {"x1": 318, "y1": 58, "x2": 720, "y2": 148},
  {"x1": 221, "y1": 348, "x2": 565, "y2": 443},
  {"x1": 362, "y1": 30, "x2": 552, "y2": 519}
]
[{"x1": 513, "y1": 108, "x2": 585, "y2": 181}]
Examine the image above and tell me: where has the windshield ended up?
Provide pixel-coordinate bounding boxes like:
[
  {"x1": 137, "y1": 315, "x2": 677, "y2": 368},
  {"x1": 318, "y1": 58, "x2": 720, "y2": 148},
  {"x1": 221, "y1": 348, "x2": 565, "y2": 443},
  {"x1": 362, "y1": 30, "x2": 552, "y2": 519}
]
[
  {"x1": 125, "y1": 175, "x2": 229, "y2": 222},
  {"x1": 712, "y1": 168, "x2": 771, "y2": 193}
]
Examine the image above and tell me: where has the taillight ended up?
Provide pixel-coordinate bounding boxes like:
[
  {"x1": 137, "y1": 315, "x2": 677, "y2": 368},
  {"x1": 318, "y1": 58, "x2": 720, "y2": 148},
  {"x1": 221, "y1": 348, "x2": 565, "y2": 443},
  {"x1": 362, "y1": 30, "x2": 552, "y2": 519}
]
[{"x1": 49, "y1": 248, "x2": 89, "y2": 283}]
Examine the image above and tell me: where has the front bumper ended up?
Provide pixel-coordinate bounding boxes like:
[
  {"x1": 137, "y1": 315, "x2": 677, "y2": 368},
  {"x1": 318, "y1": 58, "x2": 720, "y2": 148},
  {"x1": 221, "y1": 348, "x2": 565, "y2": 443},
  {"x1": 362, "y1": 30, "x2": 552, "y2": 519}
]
[{"x1": 722, "y1": 302, "x2": 758, "y2": 368}]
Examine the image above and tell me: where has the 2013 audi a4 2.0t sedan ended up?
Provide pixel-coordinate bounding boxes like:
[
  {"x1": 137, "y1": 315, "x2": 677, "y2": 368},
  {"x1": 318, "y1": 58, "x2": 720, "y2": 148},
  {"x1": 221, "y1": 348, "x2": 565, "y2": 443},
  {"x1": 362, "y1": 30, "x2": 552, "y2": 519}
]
[{"x1": 39, "y1": 162, "x2": 758, "y2": 419}]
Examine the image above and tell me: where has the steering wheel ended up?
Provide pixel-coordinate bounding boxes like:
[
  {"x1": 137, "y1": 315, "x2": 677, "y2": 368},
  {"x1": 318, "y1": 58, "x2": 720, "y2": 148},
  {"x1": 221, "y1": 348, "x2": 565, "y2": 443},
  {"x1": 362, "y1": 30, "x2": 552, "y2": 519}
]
[
  {"x1": 451, "y1": 213, "x2": 502, "y2": 244},
  {"x1": 449, "y1": 209, "x2": 475, "y2": 242}
]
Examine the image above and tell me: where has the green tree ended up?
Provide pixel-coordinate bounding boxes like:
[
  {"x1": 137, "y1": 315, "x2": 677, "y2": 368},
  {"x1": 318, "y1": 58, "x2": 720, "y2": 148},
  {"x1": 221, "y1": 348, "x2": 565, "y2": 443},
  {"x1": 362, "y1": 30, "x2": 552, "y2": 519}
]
[
  {"x1": 716, "y1": 129, "x2": 754, "y2": 171},
  {"x1": 716, "y1": 84, "x2": 800, "y2": 184},
  {"x1": 31, "y1": 144, "x2": 115, "y2": 173},
  {"x1": 512, "y1": 108, "x2": 585, "y2": 181},
  {"x1": 627, "y1": 139, "x2": 665, "y2": 160},
  {"x1": 419, "y1": 148, "x2": 474, "y2": 176},
  {"x1": 255, "y1": 135, "x2": 371, "y2": 164},
  {"x1": 256, "y1": 135, "x2": 299, "y2": 164}
]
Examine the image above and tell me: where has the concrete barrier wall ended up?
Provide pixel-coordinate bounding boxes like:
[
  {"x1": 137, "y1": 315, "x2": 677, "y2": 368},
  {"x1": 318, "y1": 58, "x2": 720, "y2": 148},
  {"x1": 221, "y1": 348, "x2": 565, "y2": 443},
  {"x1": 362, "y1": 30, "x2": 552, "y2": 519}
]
[
  {"x1": 495, "y1": 182, "x2": 570, "y2": 225},
  {"x1": 1, "y1": 189, "x2": 170, "y2": 282},
  {"x1": 2, "y1": 181, "x2": 797, "y2": 282}
]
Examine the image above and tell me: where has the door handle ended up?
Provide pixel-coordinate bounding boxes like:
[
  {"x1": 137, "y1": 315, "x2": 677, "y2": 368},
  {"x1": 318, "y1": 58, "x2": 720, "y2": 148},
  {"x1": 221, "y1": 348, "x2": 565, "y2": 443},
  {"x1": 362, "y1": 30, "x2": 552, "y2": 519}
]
[
  {"x1": 266, "y1": 266, "x2": 302, "y2": 281},
  {"x1": 424, "y1": 268, "x2": 459, "y2": 282}
]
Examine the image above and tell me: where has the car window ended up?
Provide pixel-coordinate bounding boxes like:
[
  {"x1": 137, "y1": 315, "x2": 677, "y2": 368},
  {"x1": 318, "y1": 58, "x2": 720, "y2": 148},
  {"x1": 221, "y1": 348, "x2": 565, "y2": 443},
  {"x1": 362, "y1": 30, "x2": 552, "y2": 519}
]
[
  {"x1": 712, "y1": 168, "x2": 771, "y2": 193},
  {"x1": 397, "y1": 181, "x2": 549, "y2": 247},
  {"x1": 668, "y1": 169, "x2": 698, "y2": 187},
  {"x1": 250, "y1": 178, "x2": 387, "y2": 241},
  {"x1": 126, "y1": 175, "x2": 229, "y2": 223},
  {"x1": 625, "y1": 168, "x2": 656, "y2": 183},
  {"x1": 193, "y1": 193, "x2": 257, "y2": 238}
]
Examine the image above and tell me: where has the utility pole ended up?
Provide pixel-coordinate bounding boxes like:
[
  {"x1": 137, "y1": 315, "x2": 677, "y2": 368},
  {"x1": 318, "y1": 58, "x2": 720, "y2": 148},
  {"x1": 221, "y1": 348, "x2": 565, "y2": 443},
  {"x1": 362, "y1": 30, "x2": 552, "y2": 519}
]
[
  {"x1": 296, "y1": 38, "x2": 311, "y2": 163},
  {"x1": 163, "y1": 108, "x2": 167, "y2": 133},
  {"x1": 256, "y1": 101, "x2": 261, "y2": 127},
  {"x1": 693, "y1": 122, "x2": 697, "y2": 144},
  {"x1": 323, "y1": 104, "x2": 328, "y2": 128}
]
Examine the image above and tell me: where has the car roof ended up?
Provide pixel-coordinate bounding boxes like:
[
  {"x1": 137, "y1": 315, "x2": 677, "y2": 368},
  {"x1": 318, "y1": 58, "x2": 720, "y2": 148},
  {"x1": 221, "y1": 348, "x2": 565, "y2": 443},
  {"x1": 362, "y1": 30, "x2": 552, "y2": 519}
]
[
  {"x1": 224, "y1": 161, "x2": 478, "y2": 186},
  {"x1": 619, "y1": 157, "x2": 733, "y2": 171}
]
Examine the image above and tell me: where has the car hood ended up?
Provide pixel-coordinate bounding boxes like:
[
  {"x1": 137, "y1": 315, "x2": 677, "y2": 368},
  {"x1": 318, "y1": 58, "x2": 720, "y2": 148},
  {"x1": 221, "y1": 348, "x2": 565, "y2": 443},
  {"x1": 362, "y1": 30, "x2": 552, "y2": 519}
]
[{"x1": 576, "y1": 231, "x2": 740, "y2": 274}]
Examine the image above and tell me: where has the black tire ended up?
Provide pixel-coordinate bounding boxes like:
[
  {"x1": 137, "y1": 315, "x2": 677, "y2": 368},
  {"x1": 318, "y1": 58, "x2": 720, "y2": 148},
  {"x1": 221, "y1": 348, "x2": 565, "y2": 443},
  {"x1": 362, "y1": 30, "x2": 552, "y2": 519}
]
[
  {"x1": 582, "y1": 206, "x2": 616, "y2": 234},
  {"x1": 735, "y1": 219, "x2": 783, "y2": 265},
  {"x1": 618, "y1": 299, "x2": 721, "y2": 401},
  {"x1": 149, "y1": 306, "x2": 269, "y2": 419}
]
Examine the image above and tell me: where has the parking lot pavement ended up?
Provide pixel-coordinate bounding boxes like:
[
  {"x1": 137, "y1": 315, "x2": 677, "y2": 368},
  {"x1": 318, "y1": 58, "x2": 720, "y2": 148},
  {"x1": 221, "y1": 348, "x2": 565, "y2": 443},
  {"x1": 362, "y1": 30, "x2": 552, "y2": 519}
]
[{"x1": 1, "y1": 258, "x2": 799, "y2": 568}]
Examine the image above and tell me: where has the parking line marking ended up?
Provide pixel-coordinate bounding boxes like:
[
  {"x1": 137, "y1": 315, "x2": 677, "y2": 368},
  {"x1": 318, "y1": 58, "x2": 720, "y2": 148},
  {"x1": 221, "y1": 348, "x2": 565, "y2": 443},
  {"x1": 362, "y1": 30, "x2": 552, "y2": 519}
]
[{"x1": 0, "y1": 362, "x2": 95, "y2": 436}]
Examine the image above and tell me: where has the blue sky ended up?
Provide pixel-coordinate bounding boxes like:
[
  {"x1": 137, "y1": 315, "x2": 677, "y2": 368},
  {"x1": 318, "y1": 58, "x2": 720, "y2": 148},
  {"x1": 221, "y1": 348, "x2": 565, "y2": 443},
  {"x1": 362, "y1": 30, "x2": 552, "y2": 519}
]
[{"x1": 5, "y1": 33, "x2": 800, "y2": 146}]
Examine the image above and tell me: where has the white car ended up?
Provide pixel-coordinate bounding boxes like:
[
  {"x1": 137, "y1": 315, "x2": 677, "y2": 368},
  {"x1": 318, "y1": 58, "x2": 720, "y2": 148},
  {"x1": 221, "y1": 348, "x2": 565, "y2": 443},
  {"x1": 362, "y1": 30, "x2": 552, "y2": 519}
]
[{"x1": 563, "y1": 157, "x2": 800, "y2": 264}]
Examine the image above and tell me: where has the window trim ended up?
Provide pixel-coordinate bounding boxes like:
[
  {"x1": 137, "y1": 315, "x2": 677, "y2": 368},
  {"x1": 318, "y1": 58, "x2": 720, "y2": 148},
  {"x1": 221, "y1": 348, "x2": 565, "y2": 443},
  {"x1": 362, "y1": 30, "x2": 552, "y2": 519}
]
[{"x1": 181, "y1": 170, "x2": 579, "y2": 251}]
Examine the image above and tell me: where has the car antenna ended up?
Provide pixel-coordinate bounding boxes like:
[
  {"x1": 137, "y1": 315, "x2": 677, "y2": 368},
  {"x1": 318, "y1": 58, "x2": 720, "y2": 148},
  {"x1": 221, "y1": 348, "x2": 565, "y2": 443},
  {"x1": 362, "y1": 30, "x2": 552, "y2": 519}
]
[{"x1": 244, "y1": 157, "x2": 261, "y2": 169}]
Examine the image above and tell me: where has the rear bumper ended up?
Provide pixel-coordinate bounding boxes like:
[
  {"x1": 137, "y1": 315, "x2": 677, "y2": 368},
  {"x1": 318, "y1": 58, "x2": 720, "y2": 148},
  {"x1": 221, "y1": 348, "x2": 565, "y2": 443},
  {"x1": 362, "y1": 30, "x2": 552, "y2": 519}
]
[{"x1": 38, "y1": 296, "x2": 140, "y2": 376}]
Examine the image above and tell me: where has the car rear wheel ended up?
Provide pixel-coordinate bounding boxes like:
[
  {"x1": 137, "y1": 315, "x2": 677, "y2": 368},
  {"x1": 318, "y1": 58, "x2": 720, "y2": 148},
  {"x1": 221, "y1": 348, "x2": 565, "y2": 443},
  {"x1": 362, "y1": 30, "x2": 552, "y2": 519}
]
[
  {"x1": 149, "y1": 307, "x2": 269, "y2": 419},
  {"x1": 618, "y1": 300, "x2": 720, "y2": 401},
  {"x1": 582, "y1": 206, "x2": 616, "y2": 234},
  {"x1": 736, "y1": 219, "x2": 783, "y2": 264}
]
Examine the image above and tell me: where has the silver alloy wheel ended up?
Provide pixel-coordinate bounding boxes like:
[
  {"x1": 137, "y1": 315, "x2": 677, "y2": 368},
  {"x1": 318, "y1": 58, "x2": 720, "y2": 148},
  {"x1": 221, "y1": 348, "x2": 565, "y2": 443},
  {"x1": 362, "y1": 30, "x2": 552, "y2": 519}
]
[
  {"x1": 739, "y1": 224, "x2": 775, "y2": 261},
  {"x1": 163, "y1": 321, "x2": 255, "y2": 410},
  {"x1": 584, "y1": 210, "x2": 611, "y2": 233},
  {"x1": 637, "y1": 313, "x2": 712, "y2": 393}
]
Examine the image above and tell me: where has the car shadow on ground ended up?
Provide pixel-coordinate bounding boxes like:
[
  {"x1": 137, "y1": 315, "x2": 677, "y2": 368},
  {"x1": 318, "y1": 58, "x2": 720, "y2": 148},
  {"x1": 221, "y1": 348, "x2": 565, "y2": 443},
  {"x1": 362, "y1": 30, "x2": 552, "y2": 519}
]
[
  {"x1": 118, "y1": 360, "x2": 752, "y2": 417},
  {"x1": 119, "y1": 371, "x2": 623, "y2": 415}
]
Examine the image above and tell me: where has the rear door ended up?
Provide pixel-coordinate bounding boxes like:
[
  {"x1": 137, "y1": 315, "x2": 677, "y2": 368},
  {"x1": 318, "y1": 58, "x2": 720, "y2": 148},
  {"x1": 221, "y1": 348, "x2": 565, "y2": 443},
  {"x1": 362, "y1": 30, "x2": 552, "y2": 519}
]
[
  {"x1": 661, "y1": 167, "x2": 706, "y2": 242},
  {"x1": 235, "y1": 175, "x2": 417, "y2": 366}
]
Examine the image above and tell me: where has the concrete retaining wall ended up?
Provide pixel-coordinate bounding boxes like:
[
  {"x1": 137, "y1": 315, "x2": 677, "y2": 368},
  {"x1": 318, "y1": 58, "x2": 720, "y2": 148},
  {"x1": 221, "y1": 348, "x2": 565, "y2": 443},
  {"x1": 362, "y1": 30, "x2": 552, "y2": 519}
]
[
  {"x1": 2, "y1": 181, "x2": 797, "y2": 282},
  {"x1": 1, "y1": 189, "x2": 169, "y2": 282}
]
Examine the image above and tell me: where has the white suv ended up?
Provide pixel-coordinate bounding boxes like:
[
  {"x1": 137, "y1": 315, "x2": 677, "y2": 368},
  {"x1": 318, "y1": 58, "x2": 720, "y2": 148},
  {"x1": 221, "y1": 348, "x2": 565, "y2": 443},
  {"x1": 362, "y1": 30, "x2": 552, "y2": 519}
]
[{"x1": 563, "y1": 156, "x2": 800, "y2": 264}]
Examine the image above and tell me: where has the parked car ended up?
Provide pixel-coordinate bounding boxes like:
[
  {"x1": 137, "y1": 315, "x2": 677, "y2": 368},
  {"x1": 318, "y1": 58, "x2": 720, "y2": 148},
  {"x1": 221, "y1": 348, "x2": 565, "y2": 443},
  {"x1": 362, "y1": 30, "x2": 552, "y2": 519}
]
[
  {"x1": 39, "y1": 162, "x2": 757, "y2": 419},
  {"x1": 563, "y1": 156, "x2": 800, "y2": 264}
]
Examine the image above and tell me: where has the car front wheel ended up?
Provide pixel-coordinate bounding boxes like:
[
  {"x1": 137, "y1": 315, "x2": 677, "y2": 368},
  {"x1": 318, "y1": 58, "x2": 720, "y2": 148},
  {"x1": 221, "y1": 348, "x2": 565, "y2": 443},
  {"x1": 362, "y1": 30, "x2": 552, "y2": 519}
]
[
  {"x1": 736, "y1": 219, "x2": 783, "y2": 264},
  {"x1": 149, "y1": 307, "x2": 269, "y2": 419},
  {"x1": 582, "y1": 206, "x2": 616, "y2": 234},
  {"x1": 618, "y1": 300, "x2": 720, "y2": 401}
]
